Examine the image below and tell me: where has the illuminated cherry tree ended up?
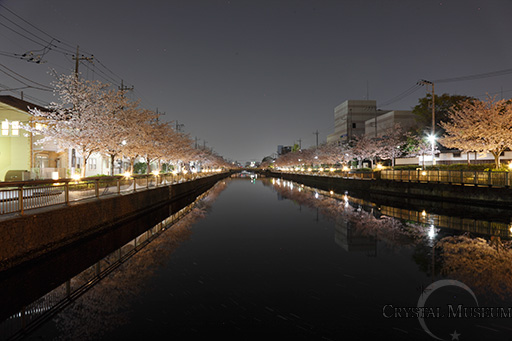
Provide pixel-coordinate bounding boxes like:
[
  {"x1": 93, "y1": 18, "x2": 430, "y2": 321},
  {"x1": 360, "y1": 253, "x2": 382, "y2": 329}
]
[
  {"x1": 24, "y1": 73, "x2": 113, "y2": 176},
  {"x1": 440, "y1": 96, "x2": 512, "y2": 168}
]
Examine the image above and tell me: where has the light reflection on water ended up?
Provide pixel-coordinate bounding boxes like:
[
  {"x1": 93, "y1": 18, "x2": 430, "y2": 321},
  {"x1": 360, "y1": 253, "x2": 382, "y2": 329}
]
[{"x1": 35, "y1": 175, "x2": 512, "y2": 340}]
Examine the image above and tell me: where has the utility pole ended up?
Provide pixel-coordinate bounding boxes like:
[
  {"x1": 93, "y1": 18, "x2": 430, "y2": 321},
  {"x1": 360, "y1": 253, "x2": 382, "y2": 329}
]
[
  {"x1": 297, "y1": 138, "x2": 302, "y2": 150},
  {"x1": 203, "y1": 140, "x2": 207, "y2": 150},
  {"x1": 313, "y1": 130, "x2": 319, "y2": 148},
  {"x1": 119, "y1": 80, "x2": 134, "y2": 94},
  {"x1": 418, "y1": 79, "x2": 436, "y2": 165},
  {"x1": 72, "y1": 45, "x2": 93, "y2": 77},
  {"x1": 175, "y1": 120, "x2": 184, "y2": 132},
  {"x1": 195, "y1": 136, "x2": 199, "y2": 149}
]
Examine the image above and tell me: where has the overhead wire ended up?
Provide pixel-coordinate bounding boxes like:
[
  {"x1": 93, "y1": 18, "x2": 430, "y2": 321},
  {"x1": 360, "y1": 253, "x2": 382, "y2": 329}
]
[{"x1": 0, "y1": 63, "x2": 53, "y2": 90}]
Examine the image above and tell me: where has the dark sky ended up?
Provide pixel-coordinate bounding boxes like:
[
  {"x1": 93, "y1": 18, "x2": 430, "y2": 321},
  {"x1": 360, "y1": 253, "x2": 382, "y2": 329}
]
[{"x1": 1, "y1": 0, "x2": 511, "y2": 164}]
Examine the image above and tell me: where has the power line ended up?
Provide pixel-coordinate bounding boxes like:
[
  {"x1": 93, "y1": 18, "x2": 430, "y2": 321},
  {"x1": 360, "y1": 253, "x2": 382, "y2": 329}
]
[
  {"x1": 434, "y1": 68, "x2": 512, "y2": 84},
  {"x1": 0, "y1": 63, "x2": 53, "y2": 89},
  {"x1": 379, "y1": 84, "x2": 423, "y2": 107}
]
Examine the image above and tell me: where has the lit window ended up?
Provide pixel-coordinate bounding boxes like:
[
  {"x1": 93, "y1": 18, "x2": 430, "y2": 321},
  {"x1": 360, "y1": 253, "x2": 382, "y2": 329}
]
[
  {"x1": 11, "y1": 121, "x2": 19, "y2": 136},
  {"x1": 2, "y1": 120, "x2": 8, "y2": 136}
]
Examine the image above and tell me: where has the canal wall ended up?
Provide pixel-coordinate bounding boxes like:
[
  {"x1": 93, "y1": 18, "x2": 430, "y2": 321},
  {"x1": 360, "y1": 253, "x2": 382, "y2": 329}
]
[
  {"x1": 0, "y1": 173, "x2": 229, "y2": 273},
  {"x1": 266, "y1": 171, "x2": 512, "y2": 208}
]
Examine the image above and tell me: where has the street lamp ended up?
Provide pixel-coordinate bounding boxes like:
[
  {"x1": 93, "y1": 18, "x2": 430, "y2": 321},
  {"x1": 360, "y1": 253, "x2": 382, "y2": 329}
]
[
  {"x1": 418, "y1": 79, "x2": 436, "y2": 164},
  {"x1": 428, "y1": 134, "x2": 436, "y2": 165}
]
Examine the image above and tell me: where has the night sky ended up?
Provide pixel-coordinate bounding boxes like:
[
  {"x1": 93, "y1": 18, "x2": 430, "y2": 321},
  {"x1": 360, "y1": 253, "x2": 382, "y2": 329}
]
[{"x1": 1, "y1": 0, "x2": 511, "y2": 164}]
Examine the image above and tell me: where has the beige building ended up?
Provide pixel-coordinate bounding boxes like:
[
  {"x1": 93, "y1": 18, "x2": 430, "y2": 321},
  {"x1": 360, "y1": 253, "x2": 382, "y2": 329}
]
[
  {"x1": 364, "y1": 110, "x2": 417, "y2": 137},
  {"x1": 327, "y1": 100, "x2": 386, "y2": 143}
]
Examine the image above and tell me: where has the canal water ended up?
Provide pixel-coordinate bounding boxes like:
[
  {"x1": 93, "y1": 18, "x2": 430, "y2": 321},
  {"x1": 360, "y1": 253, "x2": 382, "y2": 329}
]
[{"x1": 31, "y1": 175, "x2": 512, "y2": 340}]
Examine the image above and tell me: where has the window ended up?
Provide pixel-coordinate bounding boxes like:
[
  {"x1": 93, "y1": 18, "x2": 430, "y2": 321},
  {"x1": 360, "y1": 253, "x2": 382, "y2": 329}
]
[
  {"x1": 89, "y1": 158, "x2": 97, "y2": 170},
  {"x1": 2, "y1": 120, "x2": 8, "y2": 136},
  {"x1": 11, "y1": 121, "x2": 19, "y2": 136}
]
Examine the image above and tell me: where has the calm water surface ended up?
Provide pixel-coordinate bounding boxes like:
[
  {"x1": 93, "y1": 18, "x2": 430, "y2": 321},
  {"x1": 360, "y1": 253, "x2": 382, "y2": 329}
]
[{"x1": 34, "y1": 176, "x2": 512, "y2": 340}]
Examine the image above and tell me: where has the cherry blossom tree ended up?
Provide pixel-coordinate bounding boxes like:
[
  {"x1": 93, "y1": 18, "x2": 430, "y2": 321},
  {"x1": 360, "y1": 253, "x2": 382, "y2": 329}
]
[
  {"x1": 351, "y1": 134, "x2": 380, "y2": 168},
  {"x1": 376, "y1": 124, "x2": 407, "y2": 167},
  {"x1": 23, "y1": 73, "x2": 113, "y2": 177},
  {"x1": 440, "y1": 96, "x2": 512, "y2": 168}
]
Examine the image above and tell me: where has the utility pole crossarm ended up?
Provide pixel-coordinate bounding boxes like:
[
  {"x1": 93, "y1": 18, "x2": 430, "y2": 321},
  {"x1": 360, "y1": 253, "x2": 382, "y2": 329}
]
[{"x1": 72, "y1": 45, "x2": 94, "y2": 77}]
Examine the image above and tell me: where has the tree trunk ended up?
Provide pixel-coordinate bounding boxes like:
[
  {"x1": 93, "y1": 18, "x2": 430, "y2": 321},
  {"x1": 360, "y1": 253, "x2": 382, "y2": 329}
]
[
  {"x1": 492, "y1": 151, "x2": 501, "y2": 169},
  {"x1": 82, "y1": 157, "x2": 88, "y2": 178},
  {"x1": 110, "y1": 153, "x2": 116, "y2": 176}
]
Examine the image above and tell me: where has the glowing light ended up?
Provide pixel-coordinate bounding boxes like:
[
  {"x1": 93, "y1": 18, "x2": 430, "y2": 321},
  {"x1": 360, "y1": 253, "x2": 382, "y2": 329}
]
[
  {"x1": 421, "y1": 210, "x2": 427, "y2": 217},
  {"x1": 330, "y1": 168, "x2": 335, "y2": 172},
  {"x1": 152, "y1": 170, "x2": 160, "y2": 176},
  {"x1": 172, "y1": 171, "x2": 178, "y2": 175},
  {"x1": 71, "y1": 174, "x2": 81, "y2": 181},
  {"x1": 308, "y1": 168, "x2": 312, "y2": 172},
  {"x1": 376, "y1": 164, "x2": 383, "y2": 169},
  {"x1": 300, "y1": 168, "x2": 305, "y2": 172},
  {"x1": 183, "y1": 170, "x2": 188, "y2": 174},
  {"x1": 319, "y1": 167, "x2": 324, "y2": 172},
  {"x1": 123, "y1": 171, "x2": 131, "y2": 178},
  {"x1": 342, "y1": 166, "x2": 349, "y2": 171},
  {"x1": 330, "y1": 190, "x2": 334, "y2": 195},
  {"x1": 508, "y1": 163, "x2": 512, "y2": 170},
  {"x1": 51, "y1": 172, "x2": 59, "y2": 180},
  {"x1": 315, "y1": 192, "x2": 319, "y2": 199},
  {"x1": 428, "y1": 225, "x2": 436, "y2": 239},
  {"x1": 421, "y1": 171, "x2": 427, "y2": 176}
]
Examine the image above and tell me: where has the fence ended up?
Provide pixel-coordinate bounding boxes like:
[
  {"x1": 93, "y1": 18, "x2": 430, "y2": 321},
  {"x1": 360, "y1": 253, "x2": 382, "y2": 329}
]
[
  {"x1": 275, "y1": 170, "x2": 377, "y2": 180},
  {"x1": 381, "y1": 169, "x2": 511, "y2": 188},
  {"x1": 275, "y1": 169, "x2": 512, "y2": 188},
  {"x1": 0, "y1": 171, "x2": 223, "y2": 216}
]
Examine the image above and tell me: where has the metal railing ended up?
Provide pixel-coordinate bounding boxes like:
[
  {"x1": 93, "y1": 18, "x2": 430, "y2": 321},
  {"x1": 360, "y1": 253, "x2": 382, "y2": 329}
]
[
  {"x1": 273, "y1": 169, "x2": 512, "y2": 188},
  {"x1": 274, "y1": 170, "x2": 377, "y2": 180},
  {"x1": 0, "y1": 171, "x2": 225, "y2": 216},
  {"x1": 381, "y1": 169, "x2": 511, "y2": 188}
]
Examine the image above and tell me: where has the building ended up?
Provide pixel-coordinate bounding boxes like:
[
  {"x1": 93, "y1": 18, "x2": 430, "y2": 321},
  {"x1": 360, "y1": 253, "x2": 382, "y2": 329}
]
[
  {"x1": 327, "y1": 100, "x2": 383, "y2": 143},
  {"x1": 0, "y1": 95, "x2": 69, "y2": 180},
  {"x1": 0, "y1": 95, "x2": 112, "y2": 180},
  {"x1": 277, "y1": 145, "x2": 292, "y2": 155},
  {"x1": 364, "y1": 110, "x2": 417, "y2": 137}
]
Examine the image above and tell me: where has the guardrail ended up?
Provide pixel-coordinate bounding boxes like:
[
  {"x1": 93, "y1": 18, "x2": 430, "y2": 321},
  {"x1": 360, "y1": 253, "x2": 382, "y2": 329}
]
[
  {"x1": 381, "y1": 169, "x2": 511, "y2": 188},
  {"x1": 0, "y1": 171, "x2": 225, "y2": 216}
]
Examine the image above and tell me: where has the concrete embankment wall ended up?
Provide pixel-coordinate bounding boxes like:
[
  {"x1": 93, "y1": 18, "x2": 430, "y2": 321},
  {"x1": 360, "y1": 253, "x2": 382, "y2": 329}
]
[
  {"x1": 0, "y1": 173, "x2": 229, "y2": 273},
  {"x1": 267, "y1": 171, "x2": 512, "y2": 207}
]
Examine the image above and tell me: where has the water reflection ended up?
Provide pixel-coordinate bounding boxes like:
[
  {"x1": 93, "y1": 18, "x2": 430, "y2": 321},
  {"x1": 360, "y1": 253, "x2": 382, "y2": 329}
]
[
  {"x1": 45, "y1": 181, "x2": 228, "y2": 340},
  {"x1": 265, "y1": 177, "x2": 512, "y2": 302},
  {"x1": 264, "y1": 178, "x2": 435, "y2": 251},
  {"x1": 436, "y1": 234, "x2": 512, "y2": 302}
]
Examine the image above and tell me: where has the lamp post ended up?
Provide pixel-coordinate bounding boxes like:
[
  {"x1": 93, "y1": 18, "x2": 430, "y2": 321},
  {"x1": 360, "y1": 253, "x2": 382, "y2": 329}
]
[
  {"x1": 418, "y1": 79, "x2": 436, "y2": 165},
  {"x1": 428, "y1": 134, "x2": 436, "y2": 166}
]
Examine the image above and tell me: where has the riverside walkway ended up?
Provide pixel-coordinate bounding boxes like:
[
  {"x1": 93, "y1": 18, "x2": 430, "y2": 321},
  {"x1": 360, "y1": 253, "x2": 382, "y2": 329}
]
[{"x1": 0, "y1": 170, "x2": 226, "y2": 216}]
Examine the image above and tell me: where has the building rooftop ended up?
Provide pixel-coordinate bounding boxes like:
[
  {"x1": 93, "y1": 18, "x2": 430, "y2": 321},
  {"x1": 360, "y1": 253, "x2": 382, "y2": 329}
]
[{"x1": 0, "y1": 95, "x2": 47, "y2": 113}]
